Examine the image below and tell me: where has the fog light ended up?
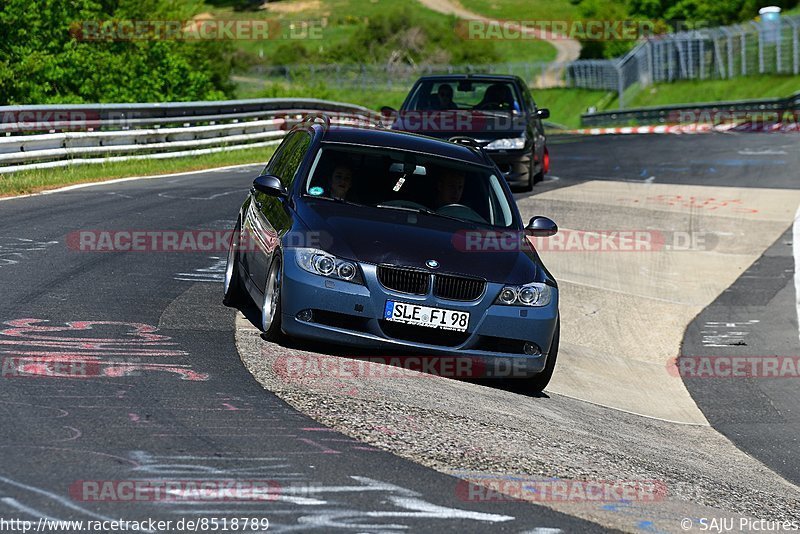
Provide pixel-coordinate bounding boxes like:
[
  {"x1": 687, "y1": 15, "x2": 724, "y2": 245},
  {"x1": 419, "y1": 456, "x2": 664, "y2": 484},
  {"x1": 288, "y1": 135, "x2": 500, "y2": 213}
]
[
  {"x1": 296, "y1": 309, "x2": 314, "y2": 322},
  {"x1": 523, "y1": 342, "x2": 541, "y2": 356}
]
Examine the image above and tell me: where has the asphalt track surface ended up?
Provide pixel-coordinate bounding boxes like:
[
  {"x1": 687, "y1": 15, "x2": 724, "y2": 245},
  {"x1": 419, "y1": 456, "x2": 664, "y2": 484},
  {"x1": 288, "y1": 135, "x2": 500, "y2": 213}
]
[
  {"x1": 550, "y1": 132, "x2": 800, "y2": 486},
  {"x1": 0, "y1": 131, "x2": 798, "y2": 532},
  {"x1": 0, "y1": 167, "x2": 600, "y2": 531}
]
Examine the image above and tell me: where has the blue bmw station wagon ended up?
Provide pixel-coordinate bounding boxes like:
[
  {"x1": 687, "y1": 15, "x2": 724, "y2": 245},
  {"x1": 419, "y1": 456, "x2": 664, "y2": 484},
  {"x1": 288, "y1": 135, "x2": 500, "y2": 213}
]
[{"x1": 224, "y1": 116, "x2": 560, "y2": 391}]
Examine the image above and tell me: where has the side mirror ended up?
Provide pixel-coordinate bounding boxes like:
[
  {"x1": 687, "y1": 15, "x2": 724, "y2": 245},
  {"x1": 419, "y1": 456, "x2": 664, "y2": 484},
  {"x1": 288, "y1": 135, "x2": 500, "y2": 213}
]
[
  {"x1": 380, "y1": 106, "x2": 397, "y2": 116},
  {"x1": 525, "y1": 216, "x2": 558, "y2": 237},
  {"x1": 537, "y1": 108, "x2": 550, "y2": 119},
  {"x1": 253, "y1": 175, "x2": 287, "y2": 198}
]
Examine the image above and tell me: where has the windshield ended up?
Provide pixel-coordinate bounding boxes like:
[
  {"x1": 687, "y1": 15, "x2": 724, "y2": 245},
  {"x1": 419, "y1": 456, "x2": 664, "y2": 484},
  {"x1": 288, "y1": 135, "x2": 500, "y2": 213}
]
[
  {"x1": 406, "y1": 80, "x2": 522, "y2": 113},
  {"x1": 304, "y1": 144, "x2": 515, "y2": 228}
]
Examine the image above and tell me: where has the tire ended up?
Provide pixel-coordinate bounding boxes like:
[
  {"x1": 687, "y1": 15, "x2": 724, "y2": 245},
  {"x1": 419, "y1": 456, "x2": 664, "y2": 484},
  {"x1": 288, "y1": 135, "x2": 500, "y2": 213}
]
[
  {"x1": 521, "y1": 159, "x2": 534, "y2": 192},
  {"x1": 526, "y1": 317, "x2": 559, "y2": 393},
  {"x1": 222, "y1": 221, "x2": 246, "y2": 307},
  {"x1": 260, "y1": 253, "x2": 283, "y2": 341}
]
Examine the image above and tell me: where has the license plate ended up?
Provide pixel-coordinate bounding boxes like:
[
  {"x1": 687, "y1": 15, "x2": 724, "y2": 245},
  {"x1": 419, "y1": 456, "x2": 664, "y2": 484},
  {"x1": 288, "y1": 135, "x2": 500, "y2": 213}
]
[{"x1": 384, "y1": 301, "x2": 469, "y2": 332}]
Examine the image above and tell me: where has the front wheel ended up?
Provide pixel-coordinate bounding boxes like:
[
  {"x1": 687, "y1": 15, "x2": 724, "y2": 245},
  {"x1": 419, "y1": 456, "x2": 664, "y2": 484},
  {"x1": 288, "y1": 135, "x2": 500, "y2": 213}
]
[
  {"x1": 521, "y1": 159, "x2": 534, "y2": 192},
  {"x1": 261, "y1": 254, "x2": 283, "y2": 341},
  {"x1": 223, "y1": 221, "x2": 246, "y2": 307}
]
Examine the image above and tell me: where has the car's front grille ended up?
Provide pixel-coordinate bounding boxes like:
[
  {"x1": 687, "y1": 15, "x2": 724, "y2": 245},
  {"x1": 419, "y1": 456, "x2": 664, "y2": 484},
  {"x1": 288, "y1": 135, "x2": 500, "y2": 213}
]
[
  {"x1": 433, "y1": 274, "x2": 486, "y2": 301},
  {"x1": 377, "y1": 265, "x2": 486, "y2": 301},
  {"x1": 377, "y1": 265, "x2": 430, "y2": 295}
]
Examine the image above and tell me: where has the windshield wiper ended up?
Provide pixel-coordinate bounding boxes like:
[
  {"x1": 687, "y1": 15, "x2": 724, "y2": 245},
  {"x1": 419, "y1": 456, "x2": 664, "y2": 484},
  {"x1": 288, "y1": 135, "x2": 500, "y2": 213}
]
[
  {"x1": 305, "y1": 195, "x2": 365, "y2": 208},
  {"x1": 374, "y1": 203, "x2": 478, "y2": 227}
]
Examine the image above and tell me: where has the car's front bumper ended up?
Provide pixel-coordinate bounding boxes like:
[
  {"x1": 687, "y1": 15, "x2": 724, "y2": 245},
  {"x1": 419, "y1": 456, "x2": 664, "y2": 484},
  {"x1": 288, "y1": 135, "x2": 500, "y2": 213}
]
[{"x1": 279, "y1": 252, "x2": 559, "y2": 378}]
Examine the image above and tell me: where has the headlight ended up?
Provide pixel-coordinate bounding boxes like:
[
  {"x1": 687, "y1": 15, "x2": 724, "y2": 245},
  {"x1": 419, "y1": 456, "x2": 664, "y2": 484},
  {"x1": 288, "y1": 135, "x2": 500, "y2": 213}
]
[
  {"x1": 485, "y1": 137, "x2": 526, "y2": 150},
  {"x1": 296, "y1": 248, "x2": 363, "y2": 283},
  {"x1": 494, "y1": 282, "x2": 552, "y2": 307}
]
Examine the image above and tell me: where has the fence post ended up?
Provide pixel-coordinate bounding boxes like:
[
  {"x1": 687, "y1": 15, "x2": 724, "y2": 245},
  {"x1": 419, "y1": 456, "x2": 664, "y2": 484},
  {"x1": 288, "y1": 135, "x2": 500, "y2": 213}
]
[
  {"x1": 741, "y1": 31, "x2": 747, "y2": 75},
  {"x1": 616, "y1": 63, "x2": 625, "y2": 109},
  {"x1": 699, "y1": 37, "x2": 705, "y2": 79},
  {"x1": 756, "y1": 22, "x2": 765, "y2": 73},
  {"x1": 788, "y1": 18, "x2": 799, "y2": 75},
  {"x1": 720, "y1": 27, "x2": 734, "y2": 78}
]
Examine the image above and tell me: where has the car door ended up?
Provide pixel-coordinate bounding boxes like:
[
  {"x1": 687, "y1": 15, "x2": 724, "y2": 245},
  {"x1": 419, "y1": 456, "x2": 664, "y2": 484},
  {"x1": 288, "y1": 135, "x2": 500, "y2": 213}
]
[{"x1": 244, "y1": 131, "x2": 312, "y2": 293}]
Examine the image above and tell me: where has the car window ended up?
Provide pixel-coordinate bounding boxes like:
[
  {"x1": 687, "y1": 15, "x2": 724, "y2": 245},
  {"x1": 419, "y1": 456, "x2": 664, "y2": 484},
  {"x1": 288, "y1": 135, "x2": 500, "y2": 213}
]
[
  {"x1": 265, "y1": 131, "x2": 312, "y2": 187},
  {"x1": 521, "y1": 84, "x2": 535, "y2": 113},
  {"x1": 304, "y1": 144, "x2": 515, "y2": 228},
  {"x1": 407, "y1": 80, "x2": 522, "y2": 113}
]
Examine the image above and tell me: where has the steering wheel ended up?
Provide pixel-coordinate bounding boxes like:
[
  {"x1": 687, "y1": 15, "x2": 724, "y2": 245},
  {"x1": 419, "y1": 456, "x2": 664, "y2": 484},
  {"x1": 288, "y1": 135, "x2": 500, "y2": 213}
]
[{"x1": 438, "y1": 203, "x2": 489, "y2": 224}]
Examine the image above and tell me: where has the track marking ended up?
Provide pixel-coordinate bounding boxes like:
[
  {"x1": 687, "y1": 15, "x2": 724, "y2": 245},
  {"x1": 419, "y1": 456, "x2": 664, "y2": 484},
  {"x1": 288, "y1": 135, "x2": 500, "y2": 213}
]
[
  {"x1": 0, "y1": 163, "x2": 263, "y2": 203},
  {"x1": 794, "y1": 204, "x2": 800, "y2": 345}
]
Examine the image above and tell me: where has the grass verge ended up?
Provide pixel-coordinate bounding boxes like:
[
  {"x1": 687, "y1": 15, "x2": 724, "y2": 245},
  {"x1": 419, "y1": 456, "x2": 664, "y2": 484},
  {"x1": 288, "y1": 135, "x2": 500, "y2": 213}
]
[
  {"x1": 622, "y1": 75, "x2": 800, "y2": 108},
  {"x1": 460, "y1": 0, "x2": 580, "y2": 23},
  {"x1": 205, "y1": 0, "x2": 557, "y2": 65},
  {"x1": 0, "y1": 146, "x2": 276, "y2": 198}
]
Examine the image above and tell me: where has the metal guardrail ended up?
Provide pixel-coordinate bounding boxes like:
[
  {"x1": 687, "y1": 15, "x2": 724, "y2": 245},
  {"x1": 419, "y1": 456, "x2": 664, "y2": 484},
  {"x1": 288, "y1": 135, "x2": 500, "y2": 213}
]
[
  {"x1": 580, "y1": 91, "x2": 800, "y2": 126},
  {"x1": 0, "y1": 98, "x2": 381, "y2": 173}
]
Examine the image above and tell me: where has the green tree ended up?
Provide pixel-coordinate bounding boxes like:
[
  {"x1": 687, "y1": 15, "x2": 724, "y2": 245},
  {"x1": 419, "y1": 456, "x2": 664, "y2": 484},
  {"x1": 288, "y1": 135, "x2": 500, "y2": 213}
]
[{"x1": 0, "y1": 0, "x2": 235, "y2": 104}]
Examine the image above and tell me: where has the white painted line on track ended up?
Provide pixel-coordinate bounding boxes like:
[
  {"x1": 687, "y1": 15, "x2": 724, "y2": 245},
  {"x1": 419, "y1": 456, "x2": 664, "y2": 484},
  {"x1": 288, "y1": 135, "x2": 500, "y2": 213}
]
[
  {"x1": 0, "y1": 162, "x2": 263, "y2": 203},
  {"x1": 794, "y1": 204, "x2": 800, "y2": 345}
]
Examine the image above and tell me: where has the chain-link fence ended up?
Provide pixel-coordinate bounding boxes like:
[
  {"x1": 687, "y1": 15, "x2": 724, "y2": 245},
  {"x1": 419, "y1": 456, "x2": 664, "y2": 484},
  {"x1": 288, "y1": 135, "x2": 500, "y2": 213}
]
[
  {"x1": 244, "y1": 61, "x2": 567, "y2": 91},
  {"x1": 242, "y1": 14, "x2": 800, "y2": 109},
  {"x1": 567, "y1": 14, "x2": 800, "y2": 107}
]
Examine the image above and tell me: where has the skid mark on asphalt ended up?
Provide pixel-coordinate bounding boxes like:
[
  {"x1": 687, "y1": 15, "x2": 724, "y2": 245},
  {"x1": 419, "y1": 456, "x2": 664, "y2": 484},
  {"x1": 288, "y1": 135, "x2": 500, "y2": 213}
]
[{"x1": 0, "y1": 318, "x2": 208, "y2": 381}]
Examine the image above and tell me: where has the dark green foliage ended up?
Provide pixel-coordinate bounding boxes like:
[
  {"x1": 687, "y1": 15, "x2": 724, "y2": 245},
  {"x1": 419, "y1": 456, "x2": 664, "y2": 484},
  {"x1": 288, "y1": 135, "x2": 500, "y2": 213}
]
[{"x1": 0, "y1": 0, "x2": 235, "y2": 104}]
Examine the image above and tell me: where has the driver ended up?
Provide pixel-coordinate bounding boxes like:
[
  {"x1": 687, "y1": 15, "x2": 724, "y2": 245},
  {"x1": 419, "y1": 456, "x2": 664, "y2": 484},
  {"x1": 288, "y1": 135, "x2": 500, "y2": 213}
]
[
  {"x1": 432, "y1": 84, "x2": 457, "y2": 110},
  {"x1": 329, "y1": 164, "x2": 353, "y2": 200},
  {"x1": 435, "y1": 169, "x2": 465, "y2": 207}
]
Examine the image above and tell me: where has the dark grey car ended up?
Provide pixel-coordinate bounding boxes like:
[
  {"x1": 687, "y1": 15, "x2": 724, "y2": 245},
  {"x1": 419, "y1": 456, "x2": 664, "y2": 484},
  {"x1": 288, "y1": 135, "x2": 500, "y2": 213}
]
[{"x1": 383, "y1": 74, "x2": 550, "y2": 191}]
